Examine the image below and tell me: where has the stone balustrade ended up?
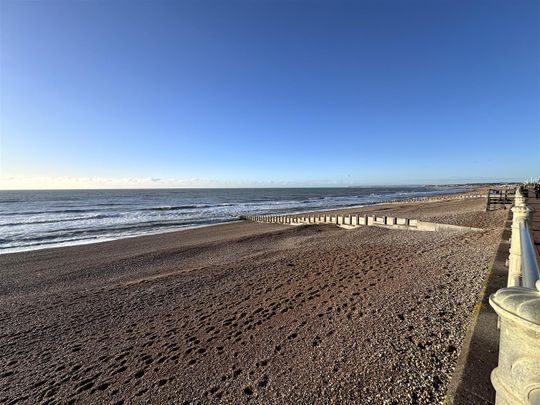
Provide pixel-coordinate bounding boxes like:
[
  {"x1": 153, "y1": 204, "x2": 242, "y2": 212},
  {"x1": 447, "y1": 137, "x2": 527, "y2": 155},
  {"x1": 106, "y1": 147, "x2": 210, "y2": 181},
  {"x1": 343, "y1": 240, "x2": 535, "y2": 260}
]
[{"x1": 489, "y1": 187, "x2": 540, "y2": 405}]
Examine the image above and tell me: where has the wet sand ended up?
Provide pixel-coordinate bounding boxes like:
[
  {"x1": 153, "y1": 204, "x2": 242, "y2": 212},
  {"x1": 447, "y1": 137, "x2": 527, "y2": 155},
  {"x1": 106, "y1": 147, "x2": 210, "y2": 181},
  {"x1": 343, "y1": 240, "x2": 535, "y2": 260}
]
[{"x1": 0, "y1": 196, "x2": 507, "y2": 404}]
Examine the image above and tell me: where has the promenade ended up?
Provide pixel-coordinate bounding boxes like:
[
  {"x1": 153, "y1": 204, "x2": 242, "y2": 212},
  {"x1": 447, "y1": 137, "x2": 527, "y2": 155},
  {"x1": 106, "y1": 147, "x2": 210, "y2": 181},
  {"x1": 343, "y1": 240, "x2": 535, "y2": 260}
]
[{"x1": 448, "y1": 188, "x2": 540, "y2": 405}]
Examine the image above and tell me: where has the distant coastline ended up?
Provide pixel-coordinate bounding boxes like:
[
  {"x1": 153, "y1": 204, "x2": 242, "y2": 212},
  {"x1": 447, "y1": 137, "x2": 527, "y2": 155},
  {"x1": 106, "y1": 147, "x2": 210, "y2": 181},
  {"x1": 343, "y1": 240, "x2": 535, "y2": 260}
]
[{"x1": 0, "y1": 186, "x2": 474, "y2": 254}]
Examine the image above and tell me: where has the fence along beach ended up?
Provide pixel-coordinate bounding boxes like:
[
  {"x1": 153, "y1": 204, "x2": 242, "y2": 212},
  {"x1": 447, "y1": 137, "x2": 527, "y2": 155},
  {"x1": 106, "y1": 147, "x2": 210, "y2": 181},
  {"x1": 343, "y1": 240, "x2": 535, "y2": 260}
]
[{"x1": 0, "y1": 189, "x2": 513, "y2": 403}]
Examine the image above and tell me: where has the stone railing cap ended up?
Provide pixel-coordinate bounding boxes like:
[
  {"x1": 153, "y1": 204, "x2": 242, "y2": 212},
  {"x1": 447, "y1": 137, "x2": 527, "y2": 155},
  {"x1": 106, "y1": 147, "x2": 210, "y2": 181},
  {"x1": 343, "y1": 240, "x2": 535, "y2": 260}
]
[{"x1": 491, "y1": 287, "x2": 540, "y2": 326}]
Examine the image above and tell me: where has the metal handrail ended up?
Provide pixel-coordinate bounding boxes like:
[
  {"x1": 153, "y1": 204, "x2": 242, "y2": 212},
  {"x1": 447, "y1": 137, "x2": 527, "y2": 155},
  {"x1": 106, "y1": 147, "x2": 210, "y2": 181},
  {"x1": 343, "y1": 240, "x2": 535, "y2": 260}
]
[{"x1": 519, "y1": 220, "x2": 540, "y2": 289}]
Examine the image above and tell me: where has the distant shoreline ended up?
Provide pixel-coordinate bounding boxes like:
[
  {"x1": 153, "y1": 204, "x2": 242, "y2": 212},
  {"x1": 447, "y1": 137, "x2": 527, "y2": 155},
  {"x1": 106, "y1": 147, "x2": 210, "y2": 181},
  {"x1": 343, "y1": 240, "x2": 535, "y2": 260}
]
[{"x1": 0, "y1": 187, "x2": 482, "y2": 256}]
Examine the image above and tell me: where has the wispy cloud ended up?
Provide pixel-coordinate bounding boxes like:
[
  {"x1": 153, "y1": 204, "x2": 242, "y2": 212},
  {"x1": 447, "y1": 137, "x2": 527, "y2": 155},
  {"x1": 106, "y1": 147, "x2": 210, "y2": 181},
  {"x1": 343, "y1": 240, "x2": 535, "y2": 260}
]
[{"x1": 0, "y1": 176, "x2": 222, "y2": 189}]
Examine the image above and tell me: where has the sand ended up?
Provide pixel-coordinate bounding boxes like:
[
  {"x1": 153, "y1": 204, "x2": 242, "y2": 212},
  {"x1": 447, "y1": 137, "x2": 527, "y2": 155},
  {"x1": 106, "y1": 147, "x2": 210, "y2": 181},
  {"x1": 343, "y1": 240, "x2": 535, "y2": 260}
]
[{"x1": 0, "y1": 196, "x2": 507, "y2": 404}]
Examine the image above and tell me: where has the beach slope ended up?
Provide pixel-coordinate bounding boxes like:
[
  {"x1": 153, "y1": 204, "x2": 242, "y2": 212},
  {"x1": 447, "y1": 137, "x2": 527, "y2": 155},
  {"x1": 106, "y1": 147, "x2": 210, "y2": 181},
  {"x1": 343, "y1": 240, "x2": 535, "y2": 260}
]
[{"x1": 0, "y1": 197, "x2": 506, "y2": 404}]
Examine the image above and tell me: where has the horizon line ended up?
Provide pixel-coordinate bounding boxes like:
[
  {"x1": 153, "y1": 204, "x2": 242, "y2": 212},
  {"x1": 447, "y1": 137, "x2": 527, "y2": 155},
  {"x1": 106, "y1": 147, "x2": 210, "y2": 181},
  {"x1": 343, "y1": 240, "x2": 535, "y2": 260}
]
[{"x1": 0, "y1": 182, "x2": 519, "y2": 192}]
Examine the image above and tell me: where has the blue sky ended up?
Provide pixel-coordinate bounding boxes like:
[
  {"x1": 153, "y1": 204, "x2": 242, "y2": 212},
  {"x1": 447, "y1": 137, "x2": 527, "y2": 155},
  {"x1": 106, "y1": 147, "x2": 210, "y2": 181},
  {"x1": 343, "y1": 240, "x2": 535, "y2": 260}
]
[{"x1": 1, "y1": 0, "x2": 539, "y2": 189}]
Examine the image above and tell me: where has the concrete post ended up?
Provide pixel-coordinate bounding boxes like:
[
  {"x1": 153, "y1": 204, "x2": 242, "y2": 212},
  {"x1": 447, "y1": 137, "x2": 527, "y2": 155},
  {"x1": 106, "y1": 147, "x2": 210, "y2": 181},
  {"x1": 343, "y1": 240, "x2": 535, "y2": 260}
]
[{"x1": 489, "y1": 285, "x2": 540, "y2": 404}]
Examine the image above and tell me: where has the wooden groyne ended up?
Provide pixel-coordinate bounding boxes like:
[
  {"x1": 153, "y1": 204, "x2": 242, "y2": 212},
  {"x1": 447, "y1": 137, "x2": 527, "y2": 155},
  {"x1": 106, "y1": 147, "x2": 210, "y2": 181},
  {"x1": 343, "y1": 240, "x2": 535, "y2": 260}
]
[
  {"x1": 242, "y1": 212, "x2": 483, "y2": 232},
  {"x1": 388, "y1": 193, "x2": 485, "y2": 204},
  {"x1": 242, "y1": 193, "x2": 486, "y2": 232}
]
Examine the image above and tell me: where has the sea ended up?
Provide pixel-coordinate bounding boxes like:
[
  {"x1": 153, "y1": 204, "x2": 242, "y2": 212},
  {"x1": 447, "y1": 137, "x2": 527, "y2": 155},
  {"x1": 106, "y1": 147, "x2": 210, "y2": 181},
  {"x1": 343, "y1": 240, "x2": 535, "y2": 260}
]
[{"x1": 0, "y1": 186, "x2": 468, "y2": 254}]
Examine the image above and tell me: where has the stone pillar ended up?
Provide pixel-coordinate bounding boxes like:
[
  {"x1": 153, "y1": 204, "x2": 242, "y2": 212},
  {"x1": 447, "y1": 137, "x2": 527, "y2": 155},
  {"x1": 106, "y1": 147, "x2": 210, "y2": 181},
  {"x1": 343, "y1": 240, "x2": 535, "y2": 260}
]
[
  {"x1": 508, "y1": 205, "x2": 532, "y2": 287},
  {"x1": 489, "y1": 285, "x2": 540, "y2": 404},
  {"x1": 514, "y1": 187, "x2": 526, "y2": 208}
]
